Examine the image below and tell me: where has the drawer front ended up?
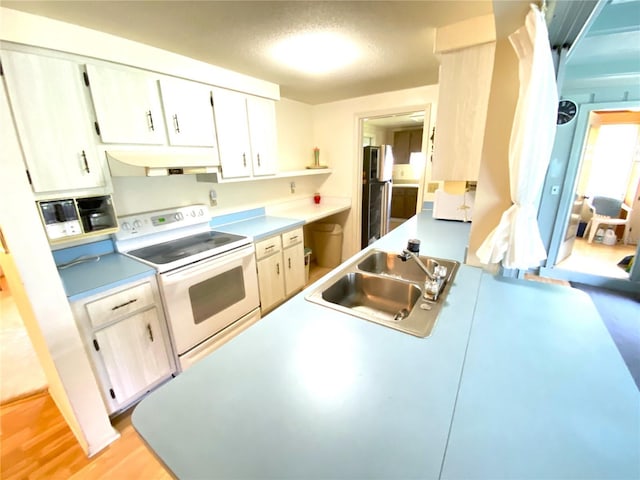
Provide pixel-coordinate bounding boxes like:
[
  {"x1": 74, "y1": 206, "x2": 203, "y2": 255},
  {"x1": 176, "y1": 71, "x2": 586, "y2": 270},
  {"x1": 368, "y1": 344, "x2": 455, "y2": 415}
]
[
  {"x1": 86, "y1": 281, "x2": 154, "y2": 329},
  {"x1": 281, "y1": 227, "x2": 303, "y2": 248},
  {"x1": 255, "y1": 235, "x2": 282, "y2": 260}
]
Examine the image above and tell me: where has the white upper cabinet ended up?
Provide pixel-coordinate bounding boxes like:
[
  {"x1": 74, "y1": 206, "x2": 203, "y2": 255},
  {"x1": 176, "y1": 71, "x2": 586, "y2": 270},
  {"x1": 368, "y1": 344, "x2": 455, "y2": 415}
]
[
  {"x1": 212, "y1": 88, "x2": 277, "y2": 179},
  {"x1": 2, "y1": 50, "x2": 106, "y2": 193},
  {"x1": 85, "y1": 63, "x2": 165, "y2": 145},
  {"x1": 211, "y1": 87, "x2": 253, "y2": 178},
  {"x1": 158, "y1": 77, "x2": 218, "y2": 147},
  {"x1": 247, "y1": 96, "x2": 277, "y2": 176}
]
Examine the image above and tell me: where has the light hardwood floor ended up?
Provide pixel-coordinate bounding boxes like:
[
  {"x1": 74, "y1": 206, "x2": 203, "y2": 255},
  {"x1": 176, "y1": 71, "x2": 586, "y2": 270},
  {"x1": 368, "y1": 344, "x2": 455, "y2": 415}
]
[
  {"x1": 556, "y1": 237, "x2": 636, "y2": 279},
  {"x1": 0, "y1": 392, "x2": 170, "y2": 479}
]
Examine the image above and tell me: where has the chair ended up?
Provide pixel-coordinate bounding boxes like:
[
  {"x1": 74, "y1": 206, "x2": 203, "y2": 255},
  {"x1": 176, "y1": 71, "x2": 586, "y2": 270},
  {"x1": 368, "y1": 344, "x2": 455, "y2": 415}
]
[{"x1": 583, "y1": 196, "x2": 632, "y2": 244}]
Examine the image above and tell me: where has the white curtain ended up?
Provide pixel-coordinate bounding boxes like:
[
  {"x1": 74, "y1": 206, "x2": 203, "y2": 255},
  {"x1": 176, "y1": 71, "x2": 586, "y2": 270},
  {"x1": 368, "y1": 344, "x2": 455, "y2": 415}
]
[{"x1": 476, "y1": 4, "x2": 558, "y2": 270}]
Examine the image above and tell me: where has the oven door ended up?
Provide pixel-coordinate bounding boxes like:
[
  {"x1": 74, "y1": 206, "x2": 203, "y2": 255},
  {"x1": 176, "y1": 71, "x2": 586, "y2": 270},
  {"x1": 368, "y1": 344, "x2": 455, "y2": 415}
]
[{"x1": 159, "y1": 244, "x2": 259, "y2": 356}]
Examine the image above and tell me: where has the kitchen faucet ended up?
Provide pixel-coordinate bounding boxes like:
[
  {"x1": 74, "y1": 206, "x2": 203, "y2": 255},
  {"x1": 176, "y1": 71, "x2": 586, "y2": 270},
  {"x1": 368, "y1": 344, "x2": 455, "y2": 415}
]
[{"x1": 398, "y1": 239, "x2": 448, "y2": 300}]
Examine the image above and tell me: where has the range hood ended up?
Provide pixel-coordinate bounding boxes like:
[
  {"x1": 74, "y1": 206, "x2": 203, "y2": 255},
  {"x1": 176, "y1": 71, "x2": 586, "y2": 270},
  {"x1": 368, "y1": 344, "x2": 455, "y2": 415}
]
[{"x1": 106, "y1": 150, "x2": 220, "y2": 177}]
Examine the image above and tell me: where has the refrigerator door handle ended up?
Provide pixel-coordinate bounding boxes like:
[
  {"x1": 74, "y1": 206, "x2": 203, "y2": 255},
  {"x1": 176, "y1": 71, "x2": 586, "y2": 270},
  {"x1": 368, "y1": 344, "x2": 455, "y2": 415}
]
[{"x1": 381, "y1": 182, "x2": 391, "y2": 236}]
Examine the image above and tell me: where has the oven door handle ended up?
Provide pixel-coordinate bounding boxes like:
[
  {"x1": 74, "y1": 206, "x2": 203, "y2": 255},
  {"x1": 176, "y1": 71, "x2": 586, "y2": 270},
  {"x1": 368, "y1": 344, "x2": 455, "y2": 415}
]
[{"x1": 161, "y1": 246, "x2": 254, "y2": 285}]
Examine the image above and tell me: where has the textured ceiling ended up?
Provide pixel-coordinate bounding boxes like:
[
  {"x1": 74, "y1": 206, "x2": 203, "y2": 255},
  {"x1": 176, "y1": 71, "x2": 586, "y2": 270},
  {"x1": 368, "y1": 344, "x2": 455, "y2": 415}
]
[{"x1": 2, "y1": 0, "x2": 494, "y2": 104}]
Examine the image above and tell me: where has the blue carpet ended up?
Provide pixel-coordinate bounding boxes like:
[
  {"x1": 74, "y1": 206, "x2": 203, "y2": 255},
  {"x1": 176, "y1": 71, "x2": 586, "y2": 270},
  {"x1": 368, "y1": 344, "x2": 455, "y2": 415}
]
[{"x1": 572, "y1": 283, "x2": 640, "y2": 390}]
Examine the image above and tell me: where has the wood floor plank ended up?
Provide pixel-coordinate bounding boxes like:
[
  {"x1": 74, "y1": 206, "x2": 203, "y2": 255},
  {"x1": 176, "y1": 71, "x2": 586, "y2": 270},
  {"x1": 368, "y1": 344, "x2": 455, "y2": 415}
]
[{"x1": 1, "y1": 392, "x2": 169, "y2": 479}]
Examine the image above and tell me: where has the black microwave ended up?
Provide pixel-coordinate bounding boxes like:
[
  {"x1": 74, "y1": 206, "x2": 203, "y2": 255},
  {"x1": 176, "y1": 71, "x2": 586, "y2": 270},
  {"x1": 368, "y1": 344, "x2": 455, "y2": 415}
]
[{"x1": 38, "y1": 195, "x2": 118, "y2": 243}]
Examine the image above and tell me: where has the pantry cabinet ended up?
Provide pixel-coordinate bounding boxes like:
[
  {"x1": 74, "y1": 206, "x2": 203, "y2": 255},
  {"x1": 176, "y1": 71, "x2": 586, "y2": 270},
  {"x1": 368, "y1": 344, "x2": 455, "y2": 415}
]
[
  {"x1": 158, "y1": 77, "x2": 218, "y2": 147},
  {"x1": 212, "y1": 88, "x2": 277, "y2": 179},
  {"x1": 1, "y1": 50, "x2": 106, "y2": 193},
  {"x1": 85, "y1": 63, "x2": 165, "y2": 145},
  {"x1": 255, "y1": 227, "x2": 305, "y2": 313},
  {"x1": 72, "y1": 276, "x2": 175, "y2": 414}
]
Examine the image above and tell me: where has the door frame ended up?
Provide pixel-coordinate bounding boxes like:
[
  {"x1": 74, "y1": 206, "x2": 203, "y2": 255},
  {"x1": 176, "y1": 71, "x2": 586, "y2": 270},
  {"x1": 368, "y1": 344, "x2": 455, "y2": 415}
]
[
  {"x1": 544, "y1": 99, "x2": 640, "y2": 286},
  {"x1": 354, "y1": 104, "x2": 432, "y2": 250}
]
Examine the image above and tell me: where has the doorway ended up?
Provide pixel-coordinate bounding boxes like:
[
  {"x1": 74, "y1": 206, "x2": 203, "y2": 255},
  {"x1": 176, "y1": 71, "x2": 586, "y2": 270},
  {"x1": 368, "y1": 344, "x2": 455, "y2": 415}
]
[
  {"x1": 547, "y1": 104, "x2": 640, "y2": 285},
  {"x1": 360, "y1": 109, "x2": 431, "y2": 242}
]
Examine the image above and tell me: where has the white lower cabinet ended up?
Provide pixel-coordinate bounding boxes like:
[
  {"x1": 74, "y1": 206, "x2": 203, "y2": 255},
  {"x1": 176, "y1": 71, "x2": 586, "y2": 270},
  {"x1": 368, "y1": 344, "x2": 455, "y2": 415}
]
[
  {"x1": 72, "y1": 276, "x2": 176, "y2": 414},
  {"x1": 255, "y1": 227, "x2": 305, "y2": 314}
]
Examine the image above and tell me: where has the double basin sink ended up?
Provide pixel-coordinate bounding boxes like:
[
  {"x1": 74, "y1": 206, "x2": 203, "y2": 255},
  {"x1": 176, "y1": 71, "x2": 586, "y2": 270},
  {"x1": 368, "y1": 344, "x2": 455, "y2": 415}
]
[{"x1": 305, "y1": 249, "x2": 459, "y2": 337}]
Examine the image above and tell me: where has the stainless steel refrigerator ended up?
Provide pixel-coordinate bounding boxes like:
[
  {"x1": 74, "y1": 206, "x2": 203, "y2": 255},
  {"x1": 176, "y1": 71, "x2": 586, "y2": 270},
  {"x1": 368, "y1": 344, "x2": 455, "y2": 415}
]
[{"x1": 361, "y1": 145, "x2": 393, "y2": 249}]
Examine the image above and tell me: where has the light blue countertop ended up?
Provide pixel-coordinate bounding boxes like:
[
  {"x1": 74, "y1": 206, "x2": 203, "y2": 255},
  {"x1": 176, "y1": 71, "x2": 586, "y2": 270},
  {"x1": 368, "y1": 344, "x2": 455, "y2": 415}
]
[
  {"x1": 131, "y1": 212, "x2": 639, "y2": 479},
  {"x1": 58, "y1": 252, "x2": 155, "y2": 302},
  {"x1": 214, "y1": 215, "x2": 304, "y2": 241}
]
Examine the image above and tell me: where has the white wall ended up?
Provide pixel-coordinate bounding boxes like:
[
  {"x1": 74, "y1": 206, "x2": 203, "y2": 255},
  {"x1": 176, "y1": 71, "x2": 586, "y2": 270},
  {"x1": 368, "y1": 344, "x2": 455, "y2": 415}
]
[
  {"x1": 0, "y1": 82, "x2": 118, "y2": 455},
  {"x1": 312, "y1": 86, "x2": 438, "y2": 258}
]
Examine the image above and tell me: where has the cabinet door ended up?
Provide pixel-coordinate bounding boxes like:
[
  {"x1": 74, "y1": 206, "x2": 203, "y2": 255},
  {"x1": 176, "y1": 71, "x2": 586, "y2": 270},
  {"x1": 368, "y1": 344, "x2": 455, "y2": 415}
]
[
  {"x1": 86, "y1": 64, "x2": 164, "y2": 145},
  {"x1": 404, "y1": 188, "x2": 418, "y2": 218},
  {"x1": 94, "y1": 307, "x2": 172, "y2": 406},
  {"x1": 283, "y1": 242, "x2": 305, "y2": 296},
  {"x1": 393, "y1": 130, "x2": 411, "y2": 164},
  {"x1": 2, "y1": 51, "x2": 105, "y2": 193},
  {"x1": 246, "y1": 96, "x2": 277, "y2": 176},
  {"x1": 391, "y1": 188, "x2": 405, "y2": 218},
  {"x1": 158, "y1": 78, "x2": 217, "y2": 147},
  {"x1": 409, "y1": 129, "x2": 423, "y2": 154},
  {"x1": 256, "y1": 254, "x2": 285, "y2": 312},
  {"x1": 211, "y1": 88, "x2": 252, "y2": 178}
]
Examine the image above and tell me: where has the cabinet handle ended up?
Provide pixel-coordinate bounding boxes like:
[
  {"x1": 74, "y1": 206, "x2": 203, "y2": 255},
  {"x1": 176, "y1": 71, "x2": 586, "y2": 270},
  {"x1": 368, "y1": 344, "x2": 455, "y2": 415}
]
[
  {"x1": 256, "y1": 153, "x2": 261, "y2": 167},
  {"x1": 147, "y1": 324, "x2": 154, "y2": 342},
  {"x1": 242, "y1": 153, "x2": 247, "y2": 167},
  {"x1": 265, "y1": 245, "x2": 275, "y2": 251},
  {"x1": 288, "y1": 257, "x2": 291, "y2": 269},
  {"x1": 146, "y1": 110, "x2": 155, "y2": 131},
  {"x1": 81, "y1": 150, "x2": 90, "y2": 173},
  {"x1": 289, "y1": 235, "x2": 298, "y2": 242},
  {"x1": 172, "y1": 114, "x2": 180, "y2": 133},
  {"x1": 111, "y1": 298, "x2": 138, "y2": 311},
  {"x1": 276, "y1": 263, "x2": 280, "y2": 275}
]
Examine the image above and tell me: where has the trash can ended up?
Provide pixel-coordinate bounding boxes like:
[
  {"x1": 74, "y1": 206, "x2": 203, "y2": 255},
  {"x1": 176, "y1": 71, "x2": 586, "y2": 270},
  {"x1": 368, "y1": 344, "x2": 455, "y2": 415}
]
[
  {"x1": 310, "y1": 223, "x2": 343, "y2": 268},
  {"x1": 304, "y1": 247, "x2": 312, "y2": 283}
]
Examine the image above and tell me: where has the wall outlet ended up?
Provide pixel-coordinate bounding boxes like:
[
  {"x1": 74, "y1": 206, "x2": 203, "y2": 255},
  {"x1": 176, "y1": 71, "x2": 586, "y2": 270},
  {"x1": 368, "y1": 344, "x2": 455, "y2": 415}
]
[
  {"x1": 209, "y1": 189, "x2": 217, "y2": 207},
  {"x1": 290, "y1": 181, "x2": 296, "y2": 194}
]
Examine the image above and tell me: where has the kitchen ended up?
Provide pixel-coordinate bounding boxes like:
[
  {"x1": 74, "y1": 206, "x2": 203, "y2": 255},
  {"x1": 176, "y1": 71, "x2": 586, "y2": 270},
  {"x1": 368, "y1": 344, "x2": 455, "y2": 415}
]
[{"x1": 1, "y1": 1, "x2": 639, "y2": 478}]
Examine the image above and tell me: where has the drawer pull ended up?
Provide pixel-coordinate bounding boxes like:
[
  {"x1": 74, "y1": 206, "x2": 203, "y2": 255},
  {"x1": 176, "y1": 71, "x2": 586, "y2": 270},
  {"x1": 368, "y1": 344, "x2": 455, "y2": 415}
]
[
  {"x1": 111, "y1": 298, "x2": 138, "y2": 311},
  {"x1": 288, "y1": 258, "x2": 292, "y2": 269},
  {"x1": 288, "y1": 235, "x2": 298, "y2": 241},
  {"x1": 147, "y1": 324, "x2": 154, "y2": 342},
  {"x1": 265, "y1": 245, "x2": 275, "y2": 251},
  {"x1": 276, "y1": 263, "x2": 280, "y2": 275}
]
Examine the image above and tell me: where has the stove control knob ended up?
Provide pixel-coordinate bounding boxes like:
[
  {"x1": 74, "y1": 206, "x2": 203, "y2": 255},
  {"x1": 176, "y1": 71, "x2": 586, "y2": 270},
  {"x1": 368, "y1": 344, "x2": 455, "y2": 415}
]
[
  {"x1": 190, "y1": 210, "x2": 197, "y2": 218},
  {"x1": 133, "y1": 220, "x2": 143, "y2": 230},
  {"x1": 121, "y1": 222, "x2": 131, "y2": 231},
  {"x1": 174, "y1": 213, "x2": 183, "y2": 221},
  {"x1": 198, "y1": 208, "x2": 204, "y2": 216}
]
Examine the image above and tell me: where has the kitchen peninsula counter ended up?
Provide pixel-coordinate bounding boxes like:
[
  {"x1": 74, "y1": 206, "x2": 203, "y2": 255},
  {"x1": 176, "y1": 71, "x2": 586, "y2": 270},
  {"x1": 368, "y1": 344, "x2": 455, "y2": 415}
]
[{"x1": 132, "y1": 212, "x2": 639, "y2": 479}]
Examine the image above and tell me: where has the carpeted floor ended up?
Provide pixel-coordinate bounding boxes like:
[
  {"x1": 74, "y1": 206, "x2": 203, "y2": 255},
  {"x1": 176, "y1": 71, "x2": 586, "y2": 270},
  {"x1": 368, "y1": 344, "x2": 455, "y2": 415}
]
[{"x1": 572, "y1": 282, "x2": 640, "y2": 390}]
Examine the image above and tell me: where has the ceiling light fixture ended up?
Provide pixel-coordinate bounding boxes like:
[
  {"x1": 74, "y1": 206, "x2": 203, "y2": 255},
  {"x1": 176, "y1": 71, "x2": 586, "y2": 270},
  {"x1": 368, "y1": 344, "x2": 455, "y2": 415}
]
[{"x1": 271, "y1": 31, "x2": 359, "y2": 75}]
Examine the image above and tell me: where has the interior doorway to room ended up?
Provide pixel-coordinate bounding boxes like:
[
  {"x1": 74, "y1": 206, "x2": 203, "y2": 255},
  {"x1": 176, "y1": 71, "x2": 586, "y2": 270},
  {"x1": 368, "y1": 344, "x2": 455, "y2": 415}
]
[
  {"x1": 555, "y1": 110, "x2": 640, "y2": 280},
  {"x1": 360, "y1": 109, "x2": 430, "y2": 245}
]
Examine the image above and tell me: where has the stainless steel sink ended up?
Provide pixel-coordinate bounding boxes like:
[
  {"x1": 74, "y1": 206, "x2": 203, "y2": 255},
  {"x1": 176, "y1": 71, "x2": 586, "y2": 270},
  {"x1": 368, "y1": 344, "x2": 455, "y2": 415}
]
[
  {"x1": 306, "y1": 248, "x2": 459, "y2": 337},
  {"x1": 321, "y1": 272, "x2": 422, "y2": 322}
]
